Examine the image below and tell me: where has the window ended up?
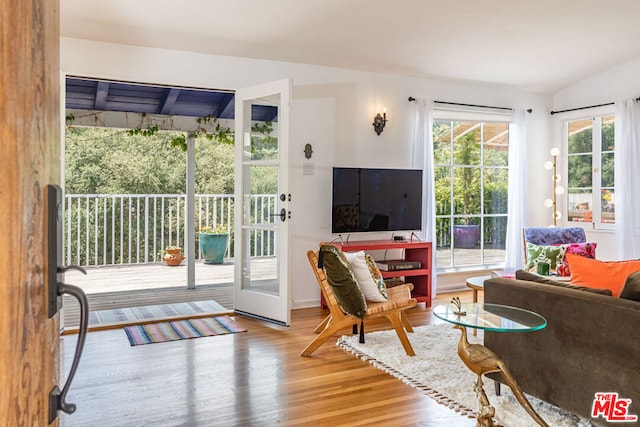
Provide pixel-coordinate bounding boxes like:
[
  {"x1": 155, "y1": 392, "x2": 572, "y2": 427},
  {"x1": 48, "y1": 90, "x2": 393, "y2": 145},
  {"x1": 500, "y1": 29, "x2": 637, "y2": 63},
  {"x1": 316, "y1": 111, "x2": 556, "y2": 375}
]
[
  {"x1": 433, "y1": 120, "x2": 509, "y2": 270},
  {"x1": 565, "y1": 115, "x2": 615, "y2": 228}
]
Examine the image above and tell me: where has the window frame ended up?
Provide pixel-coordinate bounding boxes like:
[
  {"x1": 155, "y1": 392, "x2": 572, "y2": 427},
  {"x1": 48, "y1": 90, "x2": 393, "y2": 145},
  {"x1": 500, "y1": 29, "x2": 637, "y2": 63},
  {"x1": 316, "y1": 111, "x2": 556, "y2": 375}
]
[
  {"x1": 433, "y1": 113, "x2": 510, "y2": 272},
  {"x1": 563, "y1": 112, "x2": 616, "y2": 231}
]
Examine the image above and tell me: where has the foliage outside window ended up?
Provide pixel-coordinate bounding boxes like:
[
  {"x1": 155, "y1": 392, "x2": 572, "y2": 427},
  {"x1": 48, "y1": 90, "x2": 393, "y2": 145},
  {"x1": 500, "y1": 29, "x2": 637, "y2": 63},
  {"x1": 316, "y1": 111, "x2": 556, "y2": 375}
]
[
  {"x1": 565, "y1": 115, "x2": 615, "y2": 228},
  {"x1": 434, "y1": 120, "x2": 509, "y2": 270}
]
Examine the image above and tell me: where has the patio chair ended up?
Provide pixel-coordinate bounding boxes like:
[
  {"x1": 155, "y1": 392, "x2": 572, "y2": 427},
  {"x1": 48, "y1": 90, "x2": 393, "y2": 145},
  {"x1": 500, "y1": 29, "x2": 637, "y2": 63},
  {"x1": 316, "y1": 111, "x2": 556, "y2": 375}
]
[{"x1": 301, "y1": 250, "x2": 417, "y2": 357}]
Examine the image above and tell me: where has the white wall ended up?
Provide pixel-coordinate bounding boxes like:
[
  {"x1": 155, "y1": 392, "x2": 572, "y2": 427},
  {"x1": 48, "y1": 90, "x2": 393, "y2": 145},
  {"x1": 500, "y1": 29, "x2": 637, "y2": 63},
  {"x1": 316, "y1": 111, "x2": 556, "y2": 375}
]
[
  {"x1": 61, "y1": 38, "x2": 553, "y2": 307},
  {"x1": 551, "y1": 58, "x2": 640, "y2": 261}
]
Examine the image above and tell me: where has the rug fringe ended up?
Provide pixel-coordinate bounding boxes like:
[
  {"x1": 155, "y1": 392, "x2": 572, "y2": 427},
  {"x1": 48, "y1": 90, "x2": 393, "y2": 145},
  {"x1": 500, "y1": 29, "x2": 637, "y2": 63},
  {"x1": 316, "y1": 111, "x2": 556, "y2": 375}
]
[{"x1": 337, "y1": 337, "x2": 477, "y2": 420}]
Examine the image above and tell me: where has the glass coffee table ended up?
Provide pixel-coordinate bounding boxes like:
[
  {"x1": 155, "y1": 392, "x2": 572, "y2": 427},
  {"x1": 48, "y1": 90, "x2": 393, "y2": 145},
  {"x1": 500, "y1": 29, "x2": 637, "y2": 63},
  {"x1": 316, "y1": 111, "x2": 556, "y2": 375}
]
[{"x1": 433, "y1": 302, "x2": 548, "y2": 427}]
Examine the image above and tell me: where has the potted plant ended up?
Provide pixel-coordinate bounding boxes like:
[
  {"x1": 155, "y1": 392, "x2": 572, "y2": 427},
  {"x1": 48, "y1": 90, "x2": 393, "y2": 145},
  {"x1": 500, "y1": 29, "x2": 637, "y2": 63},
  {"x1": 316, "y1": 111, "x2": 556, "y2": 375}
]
[
  {"x1": 163, "y1": 246, "x2": 185, "y2": 266},
  {"x1": 199, "y1": 224, "x2": 229, "y2": 264}
]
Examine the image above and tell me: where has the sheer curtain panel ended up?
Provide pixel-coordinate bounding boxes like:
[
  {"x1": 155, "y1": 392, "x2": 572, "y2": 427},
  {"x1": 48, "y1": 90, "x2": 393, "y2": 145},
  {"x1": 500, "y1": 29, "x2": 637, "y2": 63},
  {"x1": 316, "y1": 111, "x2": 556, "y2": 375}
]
[
  {"x1": 411, "y1": 99, "x2": 438, "y2": 295},
  {"x1": 614, "y1": 98, "x2": 640, "y2": 259},
  {"x1": 504, "y1": 108, "x2": 529, "y2": 271}
]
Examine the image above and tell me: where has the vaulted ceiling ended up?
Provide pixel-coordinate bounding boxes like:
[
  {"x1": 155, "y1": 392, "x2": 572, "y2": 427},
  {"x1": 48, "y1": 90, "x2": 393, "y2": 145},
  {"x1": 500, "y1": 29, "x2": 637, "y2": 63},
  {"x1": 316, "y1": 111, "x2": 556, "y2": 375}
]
[{"x1": 60, "y1": 0, "x2": 640, "y2": 94}]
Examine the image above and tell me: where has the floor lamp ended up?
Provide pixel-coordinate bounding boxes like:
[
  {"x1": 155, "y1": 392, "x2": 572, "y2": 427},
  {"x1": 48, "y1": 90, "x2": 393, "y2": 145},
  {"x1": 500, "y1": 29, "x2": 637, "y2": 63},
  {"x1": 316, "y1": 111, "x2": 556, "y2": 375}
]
[{"x1": 543, "y1": 148, "x2": 564, "y2": 226}]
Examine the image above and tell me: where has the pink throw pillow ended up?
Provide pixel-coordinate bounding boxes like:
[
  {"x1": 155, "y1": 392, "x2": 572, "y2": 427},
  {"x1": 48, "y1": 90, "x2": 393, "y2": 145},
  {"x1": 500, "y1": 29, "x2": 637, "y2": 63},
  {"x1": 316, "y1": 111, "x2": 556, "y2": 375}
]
[{"x1": 560, "y1": 242, "x2": 596, "y2": 264}]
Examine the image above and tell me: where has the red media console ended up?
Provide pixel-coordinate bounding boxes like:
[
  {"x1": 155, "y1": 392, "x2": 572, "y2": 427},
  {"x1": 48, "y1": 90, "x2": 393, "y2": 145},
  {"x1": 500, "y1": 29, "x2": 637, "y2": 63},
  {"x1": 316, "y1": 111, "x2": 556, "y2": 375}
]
[{"x1": 324, "y1": 239, "x2": 433, "y2": 306}]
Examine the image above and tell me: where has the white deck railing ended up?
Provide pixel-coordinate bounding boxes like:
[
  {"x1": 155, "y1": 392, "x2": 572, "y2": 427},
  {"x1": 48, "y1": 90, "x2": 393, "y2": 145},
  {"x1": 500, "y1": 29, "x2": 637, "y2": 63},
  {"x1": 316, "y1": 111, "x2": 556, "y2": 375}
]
[{"x1": 64, "y1": 193, "x2": 276, "y2": 267}]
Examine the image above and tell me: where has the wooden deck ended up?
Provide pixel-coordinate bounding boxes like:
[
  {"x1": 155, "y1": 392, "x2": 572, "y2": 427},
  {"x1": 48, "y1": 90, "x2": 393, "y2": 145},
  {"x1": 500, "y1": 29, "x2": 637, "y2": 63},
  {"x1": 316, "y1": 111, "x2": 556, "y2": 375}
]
[{"x1": 62, "y1": 258, "x2": 274, "y2": 328}]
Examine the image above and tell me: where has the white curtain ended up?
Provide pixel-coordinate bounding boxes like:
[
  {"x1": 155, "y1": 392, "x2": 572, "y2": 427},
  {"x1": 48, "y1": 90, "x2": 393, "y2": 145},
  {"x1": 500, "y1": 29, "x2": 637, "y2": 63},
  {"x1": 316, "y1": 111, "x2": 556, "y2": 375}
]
[
  {"x1": 411, "y1": 99, "x2": 438, "y2": 295},
  {"x1": 615, "y1": 98, "x2": 640, "y2": 259},
  {"x1": 503, "y1": 108, "x2": 529, "y2": 271}
]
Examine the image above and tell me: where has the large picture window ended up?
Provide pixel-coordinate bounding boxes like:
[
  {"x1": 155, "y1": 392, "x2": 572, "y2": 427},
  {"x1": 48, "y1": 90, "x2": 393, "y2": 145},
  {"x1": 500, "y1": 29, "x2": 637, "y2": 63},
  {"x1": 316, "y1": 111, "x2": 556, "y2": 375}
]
[
  {"x1": 565, "y1": 115, "x2": 615, "y2": 228},
  {"x1": 433, "y1": 120, "x2": 509, "y2": 270}
]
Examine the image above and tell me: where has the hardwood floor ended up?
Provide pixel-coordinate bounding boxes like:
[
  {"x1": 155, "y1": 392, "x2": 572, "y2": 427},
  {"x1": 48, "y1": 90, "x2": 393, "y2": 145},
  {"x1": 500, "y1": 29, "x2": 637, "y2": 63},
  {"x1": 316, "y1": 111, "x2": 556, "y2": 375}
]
[{"x1": 60, "y1": 291, "x2": 479, "y2": 427}]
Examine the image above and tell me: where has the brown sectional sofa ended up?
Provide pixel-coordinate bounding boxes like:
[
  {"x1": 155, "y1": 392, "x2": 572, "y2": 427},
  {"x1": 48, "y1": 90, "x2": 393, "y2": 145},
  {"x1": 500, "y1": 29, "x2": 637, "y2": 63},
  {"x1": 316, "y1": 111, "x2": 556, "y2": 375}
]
[{"x1": 484, "y1": 274, "x2": 640, "y2": 425}]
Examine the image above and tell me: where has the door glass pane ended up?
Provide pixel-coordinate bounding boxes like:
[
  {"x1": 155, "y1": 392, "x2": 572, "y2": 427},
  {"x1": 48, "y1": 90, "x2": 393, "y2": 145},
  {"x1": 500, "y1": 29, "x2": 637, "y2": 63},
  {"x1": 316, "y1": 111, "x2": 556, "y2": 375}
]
[
  {"x1": 248, "y1": 99, "x2": 279, "y2": 161},
  {"x1": 453, "y1": 166, "x2": 480, "y2": 216},
  {"x1": 433, "y1": 121, "x2": 452, "y2": 165},
  {"x1": 483, "y1": 216, "x2": 507, "y2": 264},
  {"x1": 436, "y1": 217, "x2": 451, "y2": 268},
  {"x1": 241, "y1": 95, "x2": 280, "y2": 295},
  {"x1": 568, "y1": 119, "x2": 593, "y2": 153},
  {"x1": 568, "y1": 189, "x2": 593, "y2": 223},
  {"x1": 568, "y1": 154, "x2": 592, "y2": 187},
  {"x1": 601, "y1": 189, "x2": 615, "y2": 224},
  {"x1": 483, "y1": 168, "x2": 508, "y2": 215},
  {"x1": 453, "y1": 123, "x2": 481, "y2": 166},
  {"x1": 601, "y1": 116, "x2": 615, "y2": 225},
  {"x1": 483, "y1": 123, "x2": 509, "y2": 167},
  {"x1": 434, "y1": 166, "x2": 451, "y2": 215},
  {"x1": 241, "y1": 226, "x2": 278, "y2": 295},
  {"x1": 453, "y1": 217, "x2": 481, "y2": 265},
  {"x1": 601, "y1": 115, "x2": 615, "y2": 151}
]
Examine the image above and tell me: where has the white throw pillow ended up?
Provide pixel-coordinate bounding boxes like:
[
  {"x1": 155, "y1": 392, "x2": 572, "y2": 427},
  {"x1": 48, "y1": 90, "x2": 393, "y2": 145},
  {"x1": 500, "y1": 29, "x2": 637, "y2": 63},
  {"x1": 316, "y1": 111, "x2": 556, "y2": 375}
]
[{"x1": 344, "y1": 251, "x2": 387, "y2": 302}]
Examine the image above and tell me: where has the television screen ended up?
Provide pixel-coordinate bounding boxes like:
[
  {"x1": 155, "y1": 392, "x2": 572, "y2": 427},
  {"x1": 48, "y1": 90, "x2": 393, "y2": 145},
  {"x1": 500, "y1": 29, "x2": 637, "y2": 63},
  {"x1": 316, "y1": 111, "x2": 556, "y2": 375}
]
[{"x1": 331, "y1": 167, "x2": 423, "y2": 233}]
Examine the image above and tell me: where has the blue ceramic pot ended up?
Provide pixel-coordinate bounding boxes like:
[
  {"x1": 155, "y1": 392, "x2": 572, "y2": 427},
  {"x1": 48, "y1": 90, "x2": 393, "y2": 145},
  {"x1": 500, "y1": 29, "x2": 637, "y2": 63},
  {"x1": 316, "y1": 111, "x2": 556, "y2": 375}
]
[{"x1": 199, "y1": 233, "x2": 229, "y2": 264}]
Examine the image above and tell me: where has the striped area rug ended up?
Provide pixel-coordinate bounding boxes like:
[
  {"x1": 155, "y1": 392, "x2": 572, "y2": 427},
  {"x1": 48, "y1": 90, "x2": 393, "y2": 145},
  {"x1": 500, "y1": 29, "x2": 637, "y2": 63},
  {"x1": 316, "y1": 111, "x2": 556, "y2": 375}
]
[
  {"x1": 89, "y1": 300, "x2": 230, "y2": 326},
  {"x1": 124, "y1": 316, "x2": 246, "y2": 346}
]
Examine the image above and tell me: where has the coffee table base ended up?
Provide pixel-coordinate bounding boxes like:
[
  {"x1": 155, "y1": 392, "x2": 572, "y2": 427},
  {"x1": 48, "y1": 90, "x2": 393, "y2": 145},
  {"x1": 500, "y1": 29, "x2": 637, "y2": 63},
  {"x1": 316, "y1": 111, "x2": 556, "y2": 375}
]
[{"x1": 453, "y1": 326, "x2": 549, "y2": 427}]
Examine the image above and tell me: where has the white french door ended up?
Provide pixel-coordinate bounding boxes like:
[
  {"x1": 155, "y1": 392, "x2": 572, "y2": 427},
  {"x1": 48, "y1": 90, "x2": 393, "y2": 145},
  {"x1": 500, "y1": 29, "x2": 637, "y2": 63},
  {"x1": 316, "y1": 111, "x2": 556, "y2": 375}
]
[{"x1": 233, "y1": 79, "x2": 291, "y2": 325}]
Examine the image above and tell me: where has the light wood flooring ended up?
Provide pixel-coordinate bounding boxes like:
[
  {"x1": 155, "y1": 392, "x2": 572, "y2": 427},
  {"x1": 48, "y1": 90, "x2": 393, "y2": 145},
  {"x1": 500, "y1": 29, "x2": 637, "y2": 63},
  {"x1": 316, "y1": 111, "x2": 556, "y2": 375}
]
[{"x1": 60, "y1": 291, "x2": 480, "y2": 427}]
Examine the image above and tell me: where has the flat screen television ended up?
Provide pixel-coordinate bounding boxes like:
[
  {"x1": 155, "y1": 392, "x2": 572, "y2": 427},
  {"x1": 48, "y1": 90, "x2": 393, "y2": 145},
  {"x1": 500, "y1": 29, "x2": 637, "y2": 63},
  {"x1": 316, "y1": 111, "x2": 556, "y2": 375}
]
[{"x1": 331, "y1": 167, "x2": 423, "y2": 233}]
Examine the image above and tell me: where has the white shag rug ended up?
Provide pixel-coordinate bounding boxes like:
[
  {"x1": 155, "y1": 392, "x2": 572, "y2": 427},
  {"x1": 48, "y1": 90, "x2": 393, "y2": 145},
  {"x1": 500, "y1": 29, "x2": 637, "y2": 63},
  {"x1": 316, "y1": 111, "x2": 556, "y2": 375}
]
[{"x1": 337, "y1": 323, "x2": 598, "y2": 427}]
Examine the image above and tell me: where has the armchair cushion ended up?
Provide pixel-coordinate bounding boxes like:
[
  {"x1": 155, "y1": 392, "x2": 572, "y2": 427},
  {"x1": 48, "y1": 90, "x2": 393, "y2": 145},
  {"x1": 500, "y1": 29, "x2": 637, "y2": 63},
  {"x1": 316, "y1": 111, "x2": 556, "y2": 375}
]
[
  {"x1": 343, "y1": 251, "x2": 387, "y2": 302},
  {"x1": 524, "y1": 243, "x2": 567, "y2": 272},
  {"x1": 319, "y1": 245, "x2": 367, "y2": 318},
  {"x1": 563, "y1": 242, "x2": 597, "y2": 262}
]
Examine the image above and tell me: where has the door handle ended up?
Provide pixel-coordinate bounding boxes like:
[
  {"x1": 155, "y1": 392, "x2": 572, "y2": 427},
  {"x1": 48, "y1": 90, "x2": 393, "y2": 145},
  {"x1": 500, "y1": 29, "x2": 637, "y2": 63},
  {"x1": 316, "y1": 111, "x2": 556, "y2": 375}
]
[
  {"x1": 47, "y1": 184, "x2": 90, "y2": 422},
  {"x1": 49, "y1": 267, "x2": 89, "y2": 423},
  {"x1": 269, "y1": 208, "x2": 287, "y2": 222}
]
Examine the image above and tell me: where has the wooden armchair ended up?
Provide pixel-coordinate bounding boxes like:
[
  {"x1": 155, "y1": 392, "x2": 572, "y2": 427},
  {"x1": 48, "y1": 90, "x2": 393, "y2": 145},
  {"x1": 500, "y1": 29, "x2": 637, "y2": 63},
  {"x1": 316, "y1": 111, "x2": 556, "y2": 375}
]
[{"x1": 301, "y1": 250, "x2": 417, "y2": 357}]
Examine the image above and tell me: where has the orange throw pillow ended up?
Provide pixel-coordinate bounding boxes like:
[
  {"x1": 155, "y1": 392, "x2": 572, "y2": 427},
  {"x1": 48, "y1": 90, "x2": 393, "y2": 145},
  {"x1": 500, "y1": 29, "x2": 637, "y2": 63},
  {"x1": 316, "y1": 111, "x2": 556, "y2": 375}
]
[{"x1": 566, "y1": 253, "x2": 640, "y2": 297}]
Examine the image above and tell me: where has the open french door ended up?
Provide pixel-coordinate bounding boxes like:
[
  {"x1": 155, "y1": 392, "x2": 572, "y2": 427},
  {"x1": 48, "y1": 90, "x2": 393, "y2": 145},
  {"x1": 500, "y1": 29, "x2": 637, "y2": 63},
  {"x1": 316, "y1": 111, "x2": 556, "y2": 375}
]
[{"x1": 233, "y1": 79, "x2": 291, "y2": 326}]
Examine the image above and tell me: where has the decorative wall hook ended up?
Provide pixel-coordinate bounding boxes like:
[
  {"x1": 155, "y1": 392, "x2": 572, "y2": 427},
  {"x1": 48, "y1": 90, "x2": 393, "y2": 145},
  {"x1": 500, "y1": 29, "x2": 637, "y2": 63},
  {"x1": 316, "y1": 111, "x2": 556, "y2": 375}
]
[
  {"x1": 304, "y1": 143, "x2": 313, "y2": 159},
  {"x1": 372, "y1": 110, "x2": 387, "y2": 135}
]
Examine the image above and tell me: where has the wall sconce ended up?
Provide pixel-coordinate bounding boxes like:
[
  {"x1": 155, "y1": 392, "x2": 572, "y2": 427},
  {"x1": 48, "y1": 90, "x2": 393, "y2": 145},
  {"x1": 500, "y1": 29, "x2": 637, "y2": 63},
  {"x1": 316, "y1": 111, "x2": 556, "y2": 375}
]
[
  {"x1": 372, "y1": 109, "x2": 387, "y2": 135},
  {"x1": 543, "y1": 147, "x2": 565, "y2": 226}
]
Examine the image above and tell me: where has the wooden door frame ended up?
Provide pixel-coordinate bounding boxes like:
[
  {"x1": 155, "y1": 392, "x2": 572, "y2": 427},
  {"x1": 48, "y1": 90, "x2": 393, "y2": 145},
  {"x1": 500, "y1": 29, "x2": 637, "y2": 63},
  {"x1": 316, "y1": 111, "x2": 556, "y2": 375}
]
[{"x1": 0, "y1": 1, "x2": 61, "y2": 425}]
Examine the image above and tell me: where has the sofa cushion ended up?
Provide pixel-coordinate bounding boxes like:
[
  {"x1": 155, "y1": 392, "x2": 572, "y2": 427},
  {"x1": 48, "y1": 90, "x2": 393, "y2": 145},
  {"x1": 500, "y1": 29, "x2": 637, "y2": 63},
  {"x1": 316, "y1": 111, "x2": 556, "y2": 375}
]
[
  {"x1": 524, "y1": 243, "x2": 567, "y2": 272},
  {"x1": 514, "y1": 270, "x2": 612, "y2": 295},
  {"x1": 566, "y1": 253, "x2": 640, "y2": 297},
  {"x1": 343, "y1": 251, "x2": 387, "y2": 302},
  {"x1": 319, "y1": 245, "x2": 367, "y2": 317},
  {"x1": 619, "y1": 271, "x2": 640, "y2": 302}
]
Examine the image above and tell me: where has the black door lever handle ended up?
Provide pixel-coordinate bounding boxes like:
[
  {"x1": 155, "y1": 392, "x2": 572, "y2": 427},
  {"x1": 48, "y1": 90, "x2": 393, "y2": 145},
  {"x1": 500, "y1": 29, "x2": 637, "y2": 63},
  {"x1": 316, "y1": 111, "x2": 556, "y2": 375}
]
[{"x1": 58, "y1": 265, "x2": 87, "y2": 275}]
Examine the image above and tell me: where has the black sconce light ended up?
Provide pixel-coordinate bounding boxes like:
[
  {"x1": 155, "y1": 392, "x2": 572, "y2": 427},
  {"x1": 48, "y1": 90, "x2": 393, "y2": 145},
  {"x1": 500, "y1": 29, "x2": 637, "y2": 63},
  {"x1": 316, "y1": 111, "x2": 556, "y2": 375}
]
[{"x1": 372, "y1": 110, "x2": 387, "y2": 135}]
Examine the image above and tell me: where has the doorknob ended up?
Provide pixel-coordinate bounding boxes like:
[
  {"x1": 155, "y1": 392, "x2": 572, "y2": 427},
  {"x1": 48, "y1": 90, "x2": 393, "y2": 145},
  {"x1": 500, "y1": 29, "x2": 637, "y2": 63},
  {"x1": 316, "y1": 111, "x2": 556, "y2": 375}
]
[{"x1": 269, "y1": 208, "x2": 287, "y2": 222}]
